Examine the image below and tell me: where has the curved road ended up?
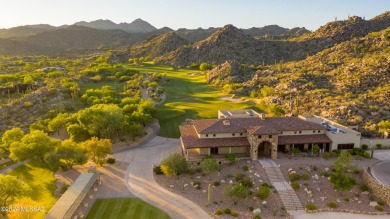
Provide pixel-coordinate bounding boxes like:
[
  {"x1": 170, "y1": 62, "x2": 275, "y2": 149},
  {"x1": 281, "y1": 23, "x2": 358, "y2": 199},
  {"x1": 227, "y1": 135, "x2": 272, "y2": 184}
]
[{"x1": 114, "y1": 136, "x2": 212, "y2": 219}]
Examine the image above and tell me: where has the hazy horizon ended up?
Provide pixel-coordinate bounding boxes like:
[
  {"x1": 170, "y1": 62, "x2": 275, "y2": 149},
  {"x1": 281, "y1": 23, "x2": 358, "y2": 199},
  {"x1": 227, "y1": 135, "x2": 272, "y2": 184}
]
[{"x1": 0, "y1": 0, "x2": 389, "y2": 31}]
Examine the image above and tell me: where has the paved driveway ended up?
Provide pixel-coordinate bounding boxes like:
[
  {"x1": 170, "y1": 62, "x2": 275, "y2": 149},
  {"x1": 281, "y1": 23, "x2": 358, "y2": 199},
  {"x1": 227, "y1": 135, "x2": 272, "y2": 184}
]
[
  {"x1": 373, "y1": 150, "x2": 390, "y2": 161},
  {"x1": 114, "y1": 136, "x2": 212, "y2": 219},
  {"x1": 291, "y1": 210, "x2": 390, "y2": 219}
]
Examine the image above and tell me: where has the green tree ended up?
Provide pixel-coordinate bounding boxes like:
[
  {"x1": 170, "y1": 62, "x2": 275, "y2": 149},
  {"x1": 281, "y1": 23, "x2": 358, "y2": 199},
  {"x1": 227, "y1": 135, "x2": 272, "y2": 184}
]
[
  {"x1": 56, "y1": 140, "x2": 88, "y2": 169},
  {"x1": 160, "y1": 153, "x2": 188, "y2": 177},
  {"x1": 82, "y1": 137, "x2": 112, "y2": 165},
  {"x1": 268, "y1": 104, "x2": 285, "y2": 116},
  {"x1": 224, "y1": 183, "x2": 250, "y2": 205},
  {"x1": 200, "y1": 157, "x2": 220, "y2": 174},
  {"x1": 67, "y1": 124, "x2": 91, "y2": 143},
  {"x1": 223, "y1": 84, "x2": 232, "y2": 94},
  {"x1": 260, "y1": 86, "x2": 276, "y2": 97},
  {"x1": 138, "y1": 99, "x2": 156, "y2": 117},
  {"x1": 0, "y1": 175, "x2": 32, "y2": 211},
  {"x1": 378, "y1": 120, "x2": 390, "y2": 135},
  {"x1": 10, "y1": 130, "x2": 59, "y2": 164},
  {"x1": 124, "y1": 123, "x2": 144, "y2": 141},
  {"x1": 199, "y1": 62, "x2": 212, "y2": 71},
  {"x1": 1, "y1": 128, "x2": 25, "y2": 152},
  {"x1": 312, "y1": 144, "x2": 320, "y2": 156},
  {"x1": 333, "y1": 151, "x2": 351, "y2": 173},
  {"x1": 48, "y1": 113, "x2": 69, "y2": 134}
]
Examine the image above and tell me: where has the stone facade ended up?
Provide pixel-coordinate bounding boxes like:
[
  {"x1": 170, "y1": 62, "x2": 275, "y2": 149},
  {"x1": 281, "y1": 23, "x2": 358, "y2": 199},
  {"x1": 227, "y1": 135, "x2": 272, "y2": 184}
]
[
  {"x1": 362, "y1": 168, "x2": 390, "y2": 206},
  {"x1": 247, "y1": 134, "x2": 278, "y2": 160}
]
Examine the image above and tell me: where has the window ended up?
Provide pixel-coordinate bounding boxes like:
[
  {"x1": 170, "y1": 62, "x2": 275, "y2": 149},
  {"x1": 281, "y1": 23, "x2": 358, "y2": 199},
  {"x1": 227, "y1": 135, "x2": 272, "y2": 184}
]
[
  {"x1": 210, "y1": 147, "x2": 218, "y2": 154},
  {"x1": 269, "y1": 135, "x2": 272, "y2": 138},
  {"x1": 258, "y1": 135, "x2": 262, "y2": 139},
  {"x1": 206, "y1": 134, "x2": 209, "y2": 137},
  {"x1": 313, "y1": 130, "x2": 315, "y2": 133},
  {"x1": 337, "y1": 144, "x2": 354, "y2": 150},
  {"x1": 281, "y1": 132, "x2": 283, "y2": 134},
  {"x1": 299, "y1": 131, "x2": 302, "y2": 134},
  {"x1": 232, "y1": 133, "x2": 235, "y2": 136},
  {"x1": 213, "y1": 134, "x2": 216, "y2": 137},
  {"x1": 318, "y1": 130, "x2": 321, "y2": 133},
  {"x1": 240, "y1": 133, "x2": 243, "y2": 136},
  {"x1": 294, "y1": 131, "x2": 297, "y2": 134}
]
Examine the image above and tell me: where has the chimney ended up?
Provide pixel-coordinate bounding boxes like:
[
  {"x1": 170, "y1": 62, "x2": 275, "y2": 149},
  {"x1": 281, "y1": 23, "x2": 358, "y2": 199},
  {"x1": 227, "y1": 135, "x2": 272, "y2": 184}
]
[
  {"x1": 259, "y1": 113, "x2": 266, "y2": 120},
  {"x1": 223, "y1": 120, "x2": 230, "y2": 125}
]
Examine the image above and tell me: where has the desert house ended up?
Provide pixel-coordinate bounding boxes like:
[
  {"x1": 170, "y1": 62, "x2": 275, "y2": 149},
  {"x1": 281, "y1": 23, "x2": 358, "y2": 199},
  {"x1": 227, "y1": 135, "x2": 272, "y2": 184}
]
[{"x1": 179, "y1": 110, "x2": 361, "y2": 161}]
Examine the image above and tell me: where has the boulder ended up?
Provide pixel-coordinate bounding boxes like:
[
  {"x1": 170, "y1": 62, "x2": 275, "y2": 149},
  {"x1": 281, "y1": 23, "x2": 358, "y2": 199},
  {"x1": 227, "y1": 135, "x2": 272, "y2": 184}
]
[
  {"x1": 370, "y1": 201, "x2": 378, "y2": 207},
  {"x1": 253, "y1": 208, "x2": 261, "y2": 215}
]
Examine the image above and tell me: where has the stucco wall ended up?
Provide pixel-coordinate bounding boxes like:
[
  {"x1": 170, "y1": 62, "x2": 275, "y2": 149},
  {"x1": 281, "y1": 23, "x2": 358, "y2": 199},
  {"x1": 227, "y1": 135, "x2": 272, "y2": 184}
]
[
  {"x1": 199, "y1": 148, "x2": 209, "y2": 155},
  {"x1": 326, "y1": 132, "x2": 361, "y2": 150},
  {"x1": 199, "y1": 132, "x2": 247, "y2": 139},
  {"x1": 187, "y1": 148, "x2": 200, "y2": 156},
  {"x1": 280, "y1": 130, "x2": 325, "y2": 135},
  {"x1": 361, "y1": 139, "x2": 390, "y2": 147},
  {"x1": 218, "y1": 147, "x2": 230, "y2": 154},
  {"x1": 231, "y1": 146, "x2": 247, "y2": 153},
  {"x1": 362, "y1": 169, "x2": 390, "y2": 206}
]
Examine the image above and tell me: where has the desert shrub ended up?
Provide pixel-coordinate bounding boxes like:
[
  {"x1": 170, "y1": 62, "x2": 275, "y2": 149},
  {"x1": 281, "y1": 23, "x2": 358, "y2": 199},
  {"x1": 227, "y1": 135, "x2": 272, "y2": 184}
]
[
  {"x1": 332, "y1": 149, "x2": 341, "y2": 155},
  {"x1": 361, "y1": 144, "x2": 368, "y2": 150},
  {"x1": 363, "y1": 152, "x2": 371, "y2": 158},
  {"x1": 306, "y1": 203, "x2": 317, "y2": 210},
  {"x1": 360, "y1": 184, "x2": 369, "y2": 191},
  {"x1": 376, "y1": 144, "x2": 382, "y2": 149},
  {"x1": 344, "y1": 197, "x2": 350, "y2": 202},
  {"x1": 231, "y1": 211, "x2": 239, "y2": 217},
  {"x1": 106, "y1": 158, "x2": 115, "y2": 164},
  {"x1": 235, "y1": 173, "x2": 244, "y2": 182},
  {"x1": 223, "y1": 208, "x2": 231, "y2": 214},
  {"x1": 193, "y1": 181, "x2": 201, "y2": 187},
  {"x1": 153, "y1": 165, "x2": 163, "y2": 175},
  {"x1": 213, "y1": 181, "x2": 221, "y2": 186},
  {"x1": 23, "y1": 101, "x2": 33, "y2": 108},
  {"x1": 224, "y1": 154, "x2": 236, "y2": 164},
  {"x1": 60, "y1": 184, "x2": 69, "y2": 194},
  {"x1": 312, "y1": 166, "x2": 318, "y2": 171},
  {"x1": 369, "y1": 195, "x2": 375, "y2": 201},
  {"x1": 160, "y1": 153, "x2": 188, "y2": 177},
  {"x1": 200, "y1": 157, "x2": 220, "y2": 174},
  {"x1": 256, "y1": 185, "x2": 270, "y2": 199},
  {"x1": 323, "y1": 152, "x2": 337, "y2": 159},
  {"x1": 375, "y1": 205, "x2": 383, "y2": 211},
  {"x1": 377, "y1": 200, "x2": 385, "y2": 206},
  {"x1": 327, "y1": 202, "x2": 337, "y2": 208},
  {"x1": 248, "y1": 206, "x2": 254, "y2": 211},
  {"x1": 215, "y1": 209, "x2": 223, "y2": 215},
  {"x1": 253, "y1": 216, "x2": 261, "y2": 219},
  {"x1": 241, "y1": 178, "x2": 253, "y2": 187},
  {"x1": 242, "y1": 165, "x2": 249, "y2": 171},
  {"x1": 290, "y1": 181, "x2": 300, "y2": 190},
  {"x1": 330, "y1": 172, "x2": 356, "y2": 190},
  {"x1": 290, "y1": 173, "x2": 300, "y2": 181},
  {"x1": 301, "y1": 173, "x2": 310, "y2": 180}
]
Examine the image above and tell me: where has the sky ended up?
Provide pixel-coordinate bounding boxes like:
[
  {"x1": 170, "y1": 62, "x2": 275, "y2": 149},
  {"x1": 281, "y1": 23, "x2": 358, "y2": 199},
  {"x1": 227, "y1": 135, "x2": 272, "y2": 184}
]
[{"x1": 0, "y1": 0, "x2": 389, "y2": 31}]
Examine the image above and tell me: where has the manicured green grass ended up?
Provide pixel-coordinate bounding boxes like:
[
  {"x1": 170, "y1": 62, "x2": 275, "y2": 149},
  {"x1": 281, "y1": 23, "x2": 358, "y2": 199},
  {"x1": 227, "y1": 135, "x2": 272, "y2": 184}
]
[
  {"x1": 86, "y1": 198, "x2": 171, "y2": 219},
  {"x1": 0, "y1": 160, "x2": 16, "y2": 170},
  {"x1": 8, "y1": 161, "x2": 57, "y2": 218},
  {"x1": 128, "y1": 63, "x2": 263, "y2": 137}
]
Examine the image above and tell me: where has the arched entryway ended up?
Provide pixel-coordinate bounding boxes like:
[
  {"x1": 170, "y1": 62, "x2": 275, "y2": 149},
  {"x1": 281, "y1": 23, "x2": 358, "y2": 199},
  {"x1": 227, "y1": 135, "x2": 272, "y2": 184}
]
[{"x1": 258, "y1": 141, "x2": 272, "y2": 158}]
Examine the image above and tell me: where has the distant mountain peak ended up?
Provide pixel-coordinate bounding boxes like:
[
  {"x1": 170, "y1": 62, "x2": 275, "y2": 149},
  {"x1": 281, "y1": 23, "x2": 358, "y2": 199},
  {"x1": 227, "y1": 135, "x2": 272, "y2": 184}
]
[{"x1": 73, "y1": 18, "x2": 156, "y2": 33}]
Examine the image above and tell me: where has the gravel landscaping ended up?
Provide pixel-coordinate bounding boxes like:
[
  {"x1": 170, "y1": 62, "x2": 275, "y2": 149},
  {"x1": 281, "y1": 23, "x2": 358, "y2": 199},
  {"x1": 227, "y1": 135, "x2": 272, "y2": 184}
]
[
  {"x1": 276, "y1": 156, "x2": 390, "y2": 214},
  {"x1": 155, "y1": 159, "x2": 288, "y2": 219}
]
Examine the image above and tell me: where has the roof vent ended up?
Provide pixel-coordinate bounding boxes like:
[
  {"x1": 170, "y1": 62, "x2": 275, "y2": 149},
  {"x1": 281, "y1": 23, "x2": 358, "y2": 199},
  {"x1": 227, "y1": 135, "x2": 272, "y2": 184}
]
[{"x1": 223, "y1": 120, "x2": 230, "y2": 125}]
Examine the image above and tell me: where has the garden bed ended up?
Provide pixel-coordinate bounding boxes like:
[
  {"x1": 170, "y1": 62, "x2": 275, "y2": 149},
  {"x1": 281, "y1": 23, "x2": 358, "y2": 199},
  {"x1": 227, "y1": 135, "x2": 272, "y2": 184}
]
[
  {"x1": 155, "y1": 159, "x2": 287, "y2": 218},
  {"x1": 276, "y1": 157, "x2": 390, "y2": 214}
]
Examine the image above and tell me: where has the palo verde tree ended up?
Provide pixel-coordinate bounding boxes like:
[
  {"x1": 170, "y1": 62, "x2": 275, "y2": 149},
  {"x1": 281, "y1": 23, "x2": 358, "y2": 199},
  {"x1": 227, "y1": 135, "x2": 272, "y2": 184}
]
[
  {"x1": 1, "y1": 128, "x2": 25, "y2": 152},
  {"x1": 81, "y1": 137, "x2": 112, "y2": 165},
  {"x1": 9, "y1": 130, "x2": 59, "y2": 164},
  {"x1": 56, "y1": 140, "x2": 88, "y2": 169},
  {"x1": 224, "y1": 183, "x2": 250, "y2": 205},
  {"x1": 0, "y1": 175, "x2": 32, "y2": 212}
]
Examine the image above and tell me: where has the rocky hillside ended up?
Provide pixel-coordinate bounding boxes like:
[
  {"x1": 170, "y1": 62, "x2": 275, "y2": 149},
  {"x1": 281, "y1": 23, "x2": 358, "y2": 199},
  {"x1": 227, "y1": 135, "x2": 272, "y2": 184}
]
[
  {"x1": 215, "y1": 27, "x2": 390, "y2": 136},
  {"x1": 0, "y1": 24, "x2": 57, "y2": 38},
  {"x1": 157, "y1": 25, "x2": 285, "y2": 67},
  {"x1": 243, "y1": 25, "x2": 310, "y2": 38},
  {"x1": 206, "y1": 60, "x2": 254, "y2": 86},
  {"x1": 74, "y1": 18, "x2": 157, "y2": 33},
  {"x1": 130, "y1": 32, "x2": 189, "y2": 58}
]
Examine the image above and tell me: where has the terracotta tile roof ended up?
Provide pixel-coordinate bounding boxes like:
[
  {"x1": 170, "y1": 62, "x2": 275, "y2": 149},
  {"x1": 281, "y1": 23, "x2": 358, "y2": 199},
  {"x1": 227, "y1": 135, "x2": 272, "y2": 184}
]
[
  {"x1": 192, "y1": 117, "x2": 326, "y2": 134},
  {"x1": 277, "y1": 134, "x2": 332, "y2": 145},
  {"x1": 246, "y1": 126, "x2": 280, "y2": 135},
  {"x1": 179, "y1": 124, "x2": 250, "y2": 149}
]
